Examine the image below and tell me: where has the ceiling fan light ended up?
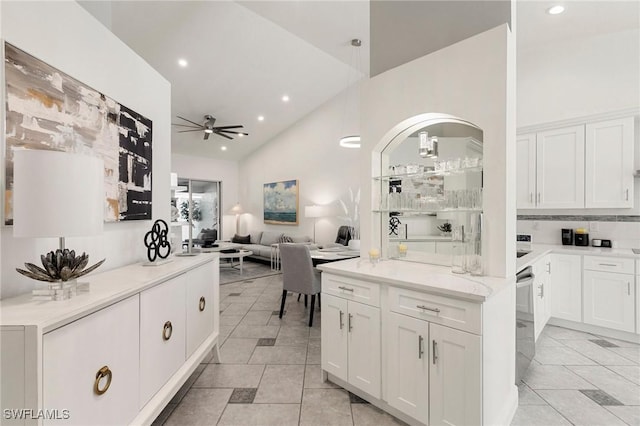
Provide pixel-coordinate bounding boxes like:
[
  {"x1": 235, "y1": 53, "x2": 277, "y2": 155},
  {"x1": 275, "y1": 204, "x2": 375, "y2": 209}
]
[
  {"x1": 339, "y1": 135, "x2": 361, "y2": 148},
  {"x1": 204, "y1": 129, "x2": 214, "y2": 134}
]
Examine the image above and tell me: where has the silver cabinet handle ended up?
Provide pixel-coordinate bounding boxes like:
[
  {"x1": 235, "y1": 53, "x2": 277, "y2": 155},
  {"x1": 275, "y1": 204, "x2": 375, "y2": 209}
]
[
  {"x1": 417, "y1": 305, "x2": 440, "y2": 313},
  {"x1": 538, "y1": 284, "x2": 544, "y2": 298},
  {"x1": 546, "y1": 262, "x2": 551, "y2": 274},
  {"x1": 432, "y1": 340, "x2": 438, "y2": 365},
  {"x1": 599, "y1": 263, "x2": 617, "y2": 267},
  {"x1": 628, "y1": 282, "x2": 631, "y2": 296},
  {"x1": 418, "y1": 335, "x2": 424, "y2": 359},
  {"x1": 626, "y1": 189, "x2": 629, "y2": 201},
  {"x1": 338, "y1": 286, "x2": 354, "y2": 292},
  {"x1": 339, "y1": 310, "x2": 344, "y2": 330},
  {"x1": 348, "y1": 313, "x2": 353, "y2": 332},
  {"x1": 530, "y1": 193, "x2": 533, "y2": 203},
  {"x1": 537, "y1": 193, "x2": 541, "y2": 203}
]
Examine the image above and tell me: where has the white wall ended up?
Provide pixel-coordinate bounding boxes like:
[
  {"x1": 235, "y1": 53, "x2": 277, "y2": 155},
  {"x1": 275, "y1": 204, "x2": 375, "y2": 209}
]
[
  {"x1": 238, "y1": 89, "x2": 361, "y2": 246},
  {"x1": 171, "y1": 153, "x2": 239, "y2": 240},
  {"x1": 517, "y1": 29, "x2": 640, "y2": 128},
  {"x1": 361, "y1": 24, "x2": 516, "y2": 279},
  {"x1": 0, "y1": 1, "x2": 171, "y2": 299},
  {"x1": 517, "y1": 220, "x2": 639, "y2": 249}
]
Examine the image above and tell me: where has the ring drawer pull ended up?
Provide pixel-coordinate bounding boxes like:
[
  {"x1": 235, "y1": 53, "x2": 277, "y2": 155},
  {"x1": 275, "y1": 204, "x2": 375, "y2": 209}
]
[
  {"x1": 199, "y1": 296, "x2": 206, "y2": 312},
  {"x1": 163, "y1": 321, "x2": 173, "y2": 341},
  {"x1": 338, "y1": 286, "x2": 354, "y2": 292},
  {"x1": 94, "y1": 366, "x2": 112, "y2": 395},
  {"x1": 417, "y1": 305, "x2": 440, "y2": 313}
]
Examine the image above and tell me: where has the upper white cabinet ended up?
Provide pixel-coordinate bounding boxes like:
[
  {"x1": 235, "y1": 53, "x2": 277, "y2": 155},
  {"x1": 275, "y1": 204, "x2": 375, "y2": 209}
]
[
  {"x1": 516, "y1": 133, "x2": 536, "y2": 209},
  {"x1": 536, "y1": 125, "x2": 585, "y2": 209},
  {"x1": 517, "y1": 116, "x2": 635, "y2": 209},
  {"x1": 585, "y1": 117, "x2": 635, "y2": 208}
]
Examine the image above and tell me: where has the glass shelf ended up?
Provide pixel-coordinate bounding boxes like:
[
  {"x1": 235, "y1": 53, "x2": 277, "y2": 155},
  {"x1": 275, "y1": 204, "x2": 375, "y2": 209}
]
[
  {"x1": 373, "y1": 166, "x2": 483, "y2": 181},
  {"x1": 374, "y1": 208, "x2": 483, "y2": 215}
]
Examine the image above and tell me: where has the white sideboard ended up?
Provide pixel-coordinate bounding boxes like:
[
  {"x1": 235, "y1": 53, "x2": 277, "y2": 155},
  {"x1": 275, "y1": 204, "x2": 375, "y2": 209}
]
[
  {"x1": 0, "y1": 254, "x2": 219, "y2": 426},
  {"x1": 318, "y1": 259, "x2": 517, "y2": 426}
]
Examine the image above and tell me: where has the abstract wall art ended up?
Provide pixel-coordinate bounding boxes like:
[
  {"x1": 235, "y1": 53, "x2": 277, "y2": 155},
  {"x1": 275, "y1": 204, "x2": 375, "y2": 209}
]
[
  {"x1": 3, "y1": 42, "x2": 153, "y2": 224},
  {"x1": 263, "y1": 180, "x2": 298, "y2": 225}
]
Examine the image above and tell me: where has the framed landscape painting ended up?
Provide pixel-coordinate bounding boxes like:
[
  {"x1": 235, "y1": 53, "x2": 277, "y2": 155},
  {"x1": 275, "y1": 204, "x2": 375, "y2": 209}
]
[{"x1": 264, "y1": 180, "x2": 298, "y2": 225}]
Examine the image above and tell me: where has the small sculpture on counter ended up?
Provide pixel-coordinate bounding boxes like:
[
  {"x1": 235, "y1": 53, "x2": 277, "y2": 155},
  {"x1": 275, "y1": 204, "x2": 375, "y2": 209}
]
[
  {"x1": 144, "y1": 219, "x2": 171, "y2": 262},
  {"x1": 437, "y1": 221, "x2": 452, "y2": 235},
  {"x1": 16, "y1": 249, "x2": 105, "y2": 282}
]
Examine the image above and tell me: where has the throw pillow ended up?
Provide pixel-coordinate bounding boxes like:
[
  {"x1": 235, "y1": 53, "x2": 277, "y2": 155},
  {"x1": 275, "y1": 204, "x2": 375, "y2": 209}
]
[
  {"x1": 290, "y1": 235, "x2": 311, "y2": 243},
  {"x1": 231, "y1": 234, "x2": 250, "y2": 244},
  {"x1": 279, "y1": 235, "x2": 293, "y2": 243},
  {"x1": 259, "y1": 231, "x2": 283, "y2": 246},
  {"x1": 250, "y1": 232, "x2": 263, "y2": 244}
]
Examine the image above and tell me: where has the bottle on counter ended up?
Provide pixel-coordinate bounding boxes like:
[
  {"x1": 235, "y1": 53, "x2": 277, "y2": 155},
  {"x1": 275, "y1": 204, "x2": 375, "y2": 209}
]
[
  {"x1": 388, "y1": 186, "x2": 401, "y2": 210},
  {"x1": 451, "y1": 225, "x2": 466, "y2": 274}
]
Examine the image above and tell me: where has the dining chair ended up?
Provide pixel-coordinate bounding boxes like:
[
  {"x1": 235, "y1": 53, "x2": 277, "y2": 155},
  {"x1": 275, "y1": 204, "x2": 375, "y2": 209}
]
[{"x1": 279, "y1": 243, "x2": 321, "y2": 327}]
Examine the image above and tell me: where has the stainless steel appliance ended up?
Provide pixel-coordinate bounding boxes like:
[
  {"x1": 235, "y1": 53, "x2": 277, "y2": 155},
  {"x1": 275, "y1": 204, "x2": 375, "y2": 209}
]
[
  {"x1": 562, "y1": 229, "x2": 573, "y2": 245},
  {"x1": 515, "y1": 266, "x2": 535, "y2": 384}
]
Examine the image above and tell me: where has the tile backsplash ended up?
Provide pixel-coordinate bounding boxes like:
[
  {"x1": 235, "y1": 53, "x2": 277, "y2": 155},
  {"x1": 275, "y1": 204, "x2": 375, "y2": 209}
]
[{"x1": 517, "y1": 218, "x2": 640, "y2": 249}]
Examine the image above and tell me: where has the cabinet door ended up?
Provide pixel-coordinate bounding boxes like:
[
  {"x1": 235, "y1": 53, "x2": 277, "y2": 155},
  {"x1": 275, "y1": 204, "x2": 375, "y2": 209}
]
[
  {"x1": 429, "y1": 323, "x2": 481, "y2": 426},
  {"x1": 43, "y1": 295, "x2": 140, "y2": 426},
  {"x1": 550, "y1": 254, "x2": 582, "y2": 322},
  {"x1": 321, "y1": 293, "x2": 348, "y2": 382},
  {"x1": 584, "y1": 271, "x2": 635, "y2": 333},
  {"x1": 186, "y1": 261, "x2": 216, "y2": 357},
  {"x1": 386, "y1": 312, "x2": 429, "y2": 424},
  {"x1": 536, "y1": 126, "x2": 585, "y2": 208},
  {"x1": 516, "y1": 133, "x2": 537, "y2": 208},
  {"x1": 347, "y1": 300, "x2": 381, "y2": 399},
  {"x1": 140, "y1": 276, "x2": 187, "y2": 406},
  {"x1": 585, "y1": 117, "x2": 634, "y2": 208}
]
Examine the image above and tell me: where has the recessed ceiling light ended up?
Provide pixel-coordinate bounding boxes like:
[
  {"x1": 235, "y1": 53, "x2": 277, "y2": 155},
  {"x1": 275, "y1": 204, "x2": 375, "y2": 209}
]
[
  {"x1": 221, "y1": 146, "x2": 227, "y2": 151},
  {"x1": 178, "y1": 58, "x2": 188, "y2": 67},
  {"x1": 257, "y1": 115, "x2": 265, "y2": 122},
  {"x1": 547, "y1": 5, "x2": 565, "y2": 15},
  {"x1": 282, "y1": 95, "x2": 290, "y2": 102}
]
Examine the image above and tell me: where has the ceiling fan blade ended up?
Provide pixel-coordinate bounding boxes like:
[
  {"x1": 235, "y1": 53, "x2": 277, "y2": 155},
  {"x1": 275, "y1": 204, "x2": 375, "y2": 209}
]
[
  {"x1": 177, "y1": 115, "x2": 205, "y2": 127},
  {"x1": 214, "y1": 132, "x2": 233, "y2": 140},
  {"x1": 177, "y1": 129, "x2": 203, "y2": 133},
  {"x1": 172, "y1": 123, "x2": 202, "y2": 128},
  {"x1": 217, "y1": 129, "x2": 249, "y2": 136},
  {"x1": 203, "y1": 132, "x2": 210, "y2": 140},
  {"x1": 213, "y1": 125, "x2": 243, "y2": 130}
]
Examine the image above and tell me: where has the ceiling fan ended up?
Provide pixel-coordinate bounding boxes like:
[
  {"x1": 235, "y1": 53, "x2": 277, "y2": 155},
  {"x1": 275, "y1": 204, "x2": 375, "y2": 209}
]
[{"x1": 173, "y1": 115, "x2": 249, "y2": 140}]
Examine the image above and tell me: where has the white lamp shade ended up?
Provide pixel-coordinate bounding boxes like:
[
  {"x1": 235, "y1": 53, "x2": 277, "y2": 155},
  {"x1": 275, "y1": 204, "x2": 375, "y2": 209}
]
[
  {"x1": 13, "y1": 150, "x2": 104, "y2": 238},
  {"x1": 305, "y1": 205, "x2": 323, "y2": 218},
  {"x1": 228, "y1": 203, "x2": 243, "y2": 214}
]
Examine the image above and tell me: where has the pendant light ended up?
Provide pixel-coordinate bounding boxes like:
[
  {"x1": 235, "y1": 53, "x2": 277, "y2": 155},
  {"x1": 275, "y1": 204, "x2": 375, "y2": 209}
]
[{"x1": 339, "y1": 38, "x2": 363, "y2": 149}]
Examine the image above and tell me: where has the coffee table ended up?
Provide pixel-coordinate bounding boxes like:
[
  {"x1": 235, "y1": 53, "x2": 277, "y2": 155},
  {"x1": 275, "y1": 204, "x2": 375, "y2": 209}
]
[{"x1": 217, "y1": 249, "x2": 253, "y2": 274}]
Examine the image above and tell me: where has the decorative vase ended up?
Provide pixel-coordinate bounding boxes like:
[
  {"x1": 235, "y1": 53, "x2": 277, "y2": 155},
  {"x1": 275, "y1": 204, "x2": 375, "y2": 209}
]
[{"x1": 348, "y1": 239, "x2": 361, "y2": 250}]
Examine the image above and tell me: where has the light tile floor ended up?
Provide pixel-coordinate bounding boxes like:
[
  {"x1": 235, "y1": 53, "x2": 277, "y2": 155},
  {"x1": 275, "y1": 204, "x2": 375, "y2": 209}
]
[{"x1": 153, "y1": 268, "x2": 640, "y2": 425}]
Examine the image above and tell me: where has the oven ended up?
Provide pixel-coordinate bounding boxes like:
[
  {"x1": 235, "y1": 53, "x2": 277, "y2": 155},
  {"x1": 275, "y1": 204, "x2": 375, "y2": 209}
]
[{"x1": 515, "y1": 266, "x2": 535, "y2": 384}]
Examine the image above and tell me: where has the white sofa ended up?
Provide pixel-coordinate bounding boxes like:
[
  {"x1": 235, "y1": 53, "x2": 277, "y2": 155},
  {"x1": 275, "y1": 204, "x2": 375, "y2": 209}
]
[{"x1": 230, "y1": 231, "x2": 319, "y2": 263}]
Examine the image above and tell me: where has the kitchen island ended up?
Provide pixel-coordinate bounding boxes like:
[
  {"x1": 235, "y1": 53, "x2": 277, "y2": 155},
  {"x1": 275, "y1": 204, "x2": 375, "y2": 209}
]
[{"x1": 318, "y1": 258, "x2": 517, "y2": 426}]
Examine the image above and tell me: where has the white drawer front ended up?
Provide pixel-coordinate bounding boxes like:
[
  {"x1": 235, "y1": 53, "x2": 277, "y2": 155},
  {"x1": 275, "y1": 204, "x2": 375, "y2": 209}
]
[
  {"x1": 388, "y1": 287, "x2": 481, "y2": 335},
  {"x1": 140, "y1": 275, "x2": 187, "y2": 406},
  {"x1": 322, "y1": 274, "x2": 380, "y2": 307},
  {"x1": 43, "y1": 295, "x2": 140, "y2": 426},
  {"x1": 584, "y1": 256, "x2": 635, "y2": 274},
  {"x1": 186, "y1": 262, "x2": 216, "y2": 357}
]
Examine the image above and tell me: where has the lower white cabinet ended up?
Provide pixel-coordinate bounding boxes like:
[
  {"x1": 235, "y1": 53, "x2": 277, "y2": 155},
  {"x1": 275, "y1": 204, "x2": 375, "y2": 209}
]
[
  {"x1": 139, "y1": 274, "x2": 186, "y2": 406},
  {"x1": 321, "y1": 293, "x2": 381, "y2": 398},
  {"x1": 43, "y1": 295, "x2": 140, "y2": 426},
  {"x1": 584, "y1": 270, "x2": 635, "y2": 333},
  {"x1": 550, "y1": 254, "x2": 582, "y2": 322},
  {"x1": 429, "y1": 323, "x2": 481, "y2": 426},
  {"x1": 186, "y1": 263, "x2": 217, "y2": 357}
]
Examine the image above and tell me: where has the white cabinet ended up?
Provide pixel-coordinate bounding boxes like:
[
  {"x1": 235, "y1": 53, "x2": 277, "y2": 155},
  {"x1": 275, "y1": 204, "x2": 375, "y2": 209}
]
[
  {"x1": 516, "y1": 133, "x2": 536, "y2": 209},
  {"x1": 186, "y1": 262, "x2": 217, "y2": 357},
  {"x1": 536, "y1": 125, "x2": 585, "y2": 209},
  {"x1": 139, "y1": 275, "x2": 187, "y2": 406},
  {"x1": 533, "y1": 255, "x2": 552, "y2": 339},
  {"x1": 550, "y1": 254, "x2": 582, "y2": 322},
  {"x1": 43, "y1": 296, "x2": 140, "y2": 426},
  {"x1": 429, "y1": 323, "x2": 482, "y2": 426},
  {"x1": 321, "y1": 292, "x2": 381, "y2": 398},
  {"x1": 585, "y1": 117, "x2": 635, "y2": 208},
  {"x1": 386, "y1": 312, "x2": 429, "y2": 424},
  {"x1": 583, "y1": 264, "x2": 635, "y2": 334}
]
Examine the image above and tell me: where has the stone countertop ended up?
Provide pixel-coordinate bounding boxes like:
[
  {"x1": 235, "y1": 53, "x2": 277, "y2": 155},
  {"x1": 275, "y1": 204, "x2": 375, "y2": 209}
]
[
  {"x1": 317, "y1": 258, "x2": 513, "y2": 303},
  {"x1": 516, "y1": 243, "x2": 640, "y2": 272}
]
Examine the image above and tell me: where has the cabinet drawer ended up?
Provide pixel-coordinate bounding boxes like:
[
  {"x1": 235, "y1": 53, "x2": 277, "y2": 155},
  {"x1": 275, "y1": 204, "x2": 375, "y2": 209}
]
[
  {"x1": 186, "y1": 262, "x2": 216, "y2": 357},
  {"x1": 584, "y1": 256, "x2": 634, "y2": 274},
  {"x1": 43, "y1": 295, "x2": 140, "y2": 426},
  {"x1": 388, "y1": 287, "x2": 481, "y2": 334},
  {"x1": 140, "y1": 275, "x2": 186, "y2": 406},
  {"x1": 322, "y1": 274, "x2": 380, "y2": 307}
]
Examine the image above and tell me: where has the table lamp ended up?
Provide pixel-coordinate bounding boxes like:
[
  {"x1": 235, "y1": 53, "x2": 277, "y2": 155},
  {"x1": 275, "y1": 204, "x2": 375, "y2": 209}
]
[
  {"x1": 13, "y1": 149, "x2": 105, "y2": 300},
  {"x1": 304, "y1": 205, "x2": 323, "y2": 243}
]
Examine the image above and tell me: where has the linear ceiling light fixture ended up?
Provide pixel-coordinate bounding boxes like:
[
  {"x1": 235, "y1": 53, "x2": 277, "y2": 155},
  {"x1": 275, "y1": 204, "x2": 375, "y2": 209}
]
[{"x1": 339, "y1": 38, "x2": 363, "y2": 149}]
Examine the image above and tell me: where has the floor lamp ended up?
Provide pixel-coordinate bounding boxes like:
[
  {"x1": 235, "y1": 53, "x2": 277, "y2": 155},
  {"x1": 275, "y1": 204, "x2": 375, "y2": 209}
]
[
  {"x1": 229, "y1": 203, "x2": 243, "y2": 235},
  {"x1": 304, "y1": 205, "x2": 323, "y2": 243}
]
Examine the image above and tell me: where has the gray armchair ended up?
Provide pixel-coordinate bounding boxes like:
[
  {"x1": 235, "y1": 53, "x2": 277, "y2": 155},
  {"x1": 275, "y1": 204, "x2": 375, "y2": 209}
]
[{"x1": 279, "y1": 243, "x2": 321, "y2": 327}]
